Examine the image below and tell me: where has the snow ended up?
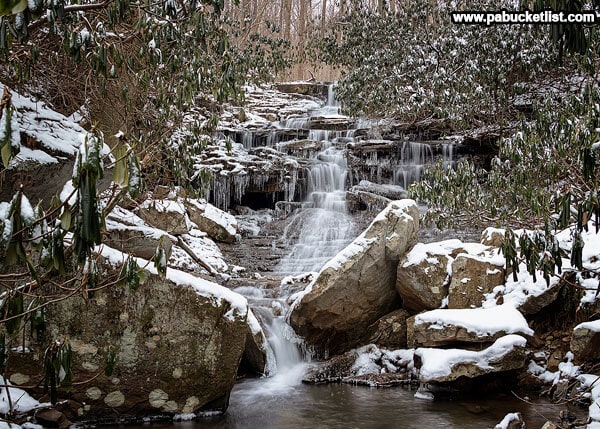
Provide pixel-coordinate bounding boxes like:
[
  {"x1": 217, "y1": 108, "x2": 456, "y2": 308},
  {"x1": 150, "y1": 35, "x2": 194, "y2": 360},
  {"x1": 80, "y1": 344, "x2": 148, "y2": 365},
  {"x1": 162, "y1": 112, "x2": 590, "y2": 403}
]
[
  {"x1": 575, "y1": 320, "x2": 600, "y2": 333},
  {"x1": 403, "y1": 239, "x2": 463, "y2": 269},
  {"x1": 579, "y1": 374, "x2": 600, "y2": 425},
  {"x1": 246, "y1": 309, "x2": 263, "y2": 335},
  {"x1": 350, "y1": 345, "x2": 414, "y2": 377},
  {"x1": 403, "y1": 239, "x2": 503, "y2": 283},
  {"x1": 0, "y1": 376, "x2": 49, "y2": 415},
  {"x1": 495, "y1": 413, "x2": 521, "y2": 429},
  {"x1": 171, "y1": 230, "x2": 228, "y2": 273},
  {"x1": 482, "y1": 260, "x2": 563, "y2": 309},
  {"x1": 1, "y1": 83, "x2": 87, "y2": 165},
  {"x1": 415, "y1": 335, "x2": 527, "y2": 381},
  {"x1": 139, "y1": 199, "x2": 186, "y2": 215},
  {"x1": 528, "y1": 351, "x2": 580, "y2": 385},
  {"x1": 414, "y1": 304, "x2": 533, "y2": 337},
  {"x1": 98, "y1": 245, "x2": 248, "y2": 321},
  {"x1": 186, "y1": 198, "x2": 237, "y2": 236}
]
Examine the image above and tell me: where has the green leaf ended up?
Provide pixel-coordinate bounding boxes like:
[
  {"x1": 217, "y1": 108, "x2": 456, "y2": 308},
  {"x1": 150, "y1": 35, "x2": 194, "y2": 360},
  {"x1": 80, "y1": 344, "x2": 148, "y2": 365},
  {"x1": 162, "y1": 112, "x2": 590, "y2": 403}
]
[{"x1": 60, "y1": 208, "x2": 72, "y2": 230}]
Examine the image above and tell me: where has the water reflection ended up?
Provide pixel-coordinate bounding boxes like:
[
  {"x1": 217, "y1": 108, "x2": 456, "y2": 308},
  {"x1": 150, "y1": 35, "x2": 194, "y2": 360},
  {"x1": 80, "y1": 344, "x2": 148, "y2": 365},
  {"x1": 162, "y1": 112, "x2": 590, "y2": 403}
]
[{"x1": 119, "y1": 380, "x2": 562, "y2": 429}]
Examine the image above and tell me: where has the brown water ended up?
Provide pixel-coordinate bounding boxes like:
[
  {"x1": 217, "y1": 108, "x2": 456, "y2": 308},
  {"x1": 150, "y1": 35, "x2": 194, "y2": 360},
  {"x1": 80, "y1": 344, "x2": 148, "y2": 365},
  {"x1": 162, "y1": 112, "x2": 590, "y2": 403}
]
[{"x1": 104, "y1": 378, "x2": 567, "y2": 429}]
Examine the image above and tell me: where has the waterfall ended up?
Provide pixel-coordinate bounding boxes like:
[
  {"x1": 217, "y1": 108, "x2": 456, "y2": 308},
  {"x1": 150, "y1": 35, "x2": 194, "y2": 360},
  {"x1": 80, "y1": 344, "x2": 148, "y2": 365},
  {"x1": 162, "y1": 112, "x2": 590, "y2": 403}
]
[
  {"x1": 277, "y1": 83, "x2": 356, "y2": 275},
  {"x1": 235, "y1": 286, "x2": 308, "y2": 389}
]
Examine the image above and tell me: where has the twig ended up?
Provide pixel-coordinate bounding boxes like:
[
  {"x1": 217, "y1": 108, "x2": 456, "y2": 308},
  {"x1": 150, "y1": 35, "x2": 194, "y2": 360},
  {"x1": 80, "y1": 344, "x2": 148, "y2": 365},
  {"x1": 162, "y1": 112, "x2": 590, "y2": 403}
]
[{"x1": 176, "y1": 236, "x2": 217, "y2": 276}]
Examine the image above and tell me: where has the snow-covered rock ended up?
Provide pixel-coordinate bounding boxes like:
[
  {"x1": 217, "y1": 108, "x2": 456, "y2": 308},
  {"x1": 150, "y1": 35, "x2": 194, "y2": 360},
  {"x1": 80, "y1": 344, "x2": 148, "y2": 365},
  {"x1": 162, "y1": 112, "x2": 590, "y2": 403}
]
[
  {"x1": 289, "y1": 200, "x2": 419, "y2": 355},
  {"x1": 414, "y1": 335, "x2": 527, "y2": 383},
  {"x1": 0, "y1": 84, "x2": 111, "y2": 205},
  {"x1": 0, "y1": 376, "x2": 49, "y2": 415},
  {"x1": 571, "y1": 320, "x2": 600, "y2": 362},
  {"x1": 407, "y1": 305, "x2": 533, "y2": 348},
  {"x1": 578, "y1": 373, "x2": 600, "y2": 427},
  {"x1": 137, "y1": 198, "x2": 191, "y2": 235},
  {"x1": 303, "y1": 344, "x2": 414, "y2": 386},
  {"x1": 494, "y1": 412, "x2": 525, "y2": 429},
  {"x1": 396, "y1": 240, "x2": 460, "y2": 312},
  {"x1": 448, "y1": 253, "x2": 505, "y2": 309},
  {"x1": 105, "y1": 206, "x2": 176, "y2": 260},
  {"x1": 7, "y1": 245, "x2": 255, "y2": 419},
  {"x1": 184, "y1": 198, "x2": 238, "y2": 243}
]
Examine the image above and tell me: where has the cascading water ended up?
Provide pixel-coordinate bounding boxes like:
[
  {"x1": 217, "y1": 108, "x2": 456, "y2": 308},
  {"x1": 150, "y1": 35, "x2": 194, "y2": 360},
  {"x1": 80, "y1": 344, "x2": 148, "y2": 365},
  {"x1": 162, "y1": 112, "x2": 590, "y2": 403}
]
[
  {"x1": 277, "y1": 84, "x2": 356, "y2": 275},
  {"x1": 233, "y1": 286, "x2": 308, "y2": 390}
]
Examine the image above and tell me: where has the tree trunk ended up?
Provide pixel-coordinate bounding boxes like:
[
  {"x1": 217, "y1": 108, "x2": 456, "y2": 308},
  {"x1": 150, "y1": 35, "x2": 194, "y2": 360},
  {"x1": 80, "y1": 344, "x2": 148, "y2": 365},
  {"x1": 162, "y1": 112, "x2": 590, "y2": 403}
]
[
  {"x1": 281, "y1": 0, "x2": 292, "y2": 41},
  {"x1": 321, "y1": 0, "x2": 327, "y2": 30}
]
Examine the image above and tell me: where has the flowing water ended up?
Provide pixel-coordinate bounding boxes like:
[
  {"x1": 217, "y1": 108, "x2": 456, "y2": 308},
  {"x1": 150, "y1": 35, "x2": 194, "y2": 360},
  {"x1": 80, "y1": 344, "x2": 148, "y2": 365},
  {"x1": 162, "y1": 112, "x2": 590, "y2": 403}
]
[
  {"x1": 102, "y1": 85, "x2": 558, "y2": 429},
  {"x1": 276, "y1": 87, "x2": 356, "y2": 275}
]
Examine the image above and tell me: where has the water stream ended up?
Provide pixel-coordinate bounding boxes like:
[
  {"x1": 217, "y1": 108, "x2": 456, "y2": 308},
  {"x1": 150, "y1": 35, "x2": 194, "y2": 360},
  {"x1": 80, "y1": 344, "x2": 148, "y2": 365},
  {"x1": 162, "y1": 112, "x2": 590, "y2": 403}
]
[
  {"x1": 103, "y1": 85, "x2": 556, "y2": 428},
  {"x1": 276, "y1": 91, "x2": 356, "y2": 274}
]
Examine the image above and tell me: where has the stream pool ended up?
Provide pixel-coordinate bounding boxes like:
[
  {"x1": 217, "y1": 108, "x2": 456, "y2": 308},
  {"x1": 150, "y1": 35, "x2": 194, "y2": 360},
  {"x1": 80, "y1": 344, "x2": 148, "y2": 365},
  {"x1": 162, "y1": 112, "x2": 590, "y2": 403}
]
[{"x1": 110, "y1": 377, "x2": 565, "y2": 429}]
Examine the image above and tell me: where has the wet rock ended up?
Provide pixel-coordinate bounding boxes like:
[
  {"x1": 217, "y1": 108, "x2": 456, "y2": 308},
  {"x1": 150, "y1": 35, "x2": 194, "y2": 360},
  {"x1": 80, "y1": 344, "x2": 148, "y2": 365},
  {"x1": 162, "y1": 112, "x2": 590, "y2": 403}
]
[
  {"x1": 570, "y1": 320, "x2": 600, "y2": 362},
  {"x1": 344, "y1": 373, "x2": 409, "y2": 387},
  {"x1": 289, "y1": 200, "x2": 419, "y2": 355},
  {"x1": 303, "y1": 350, "x2": 359, "y2": 384},
  {"x1": 276, "y1": 139, "x2": 323, "y2": 153},
  {"x1": 350, "y1": 180, "x2": 408, "y2": 200},
  {"x1": 414, "y1": 335, "x2": 527, "y2": 383},
  {"x1": 448, "y1": 254, "x2": 505, "y2": 309},
  {"x1": 34, "y1": 409, "x2": 71, "y2": 429},
  {"x1": 365, "y1": 309, "x2": 410, "y2": 349},
  {"x1": 184, "y1": 199, "x2": 238, "y2": 243},
  {"x1": 303, "y1": 344, "x2": 413, "y2": 385},
  {"x1": 10, "y1": 258, "x2": 249, "y2": 419},
  {"x1": 240, "y1": 311, "x2": 270, "y2": 375},
  {"x1": 308, "y1": 116, "x2": 354, "y2": 131}
]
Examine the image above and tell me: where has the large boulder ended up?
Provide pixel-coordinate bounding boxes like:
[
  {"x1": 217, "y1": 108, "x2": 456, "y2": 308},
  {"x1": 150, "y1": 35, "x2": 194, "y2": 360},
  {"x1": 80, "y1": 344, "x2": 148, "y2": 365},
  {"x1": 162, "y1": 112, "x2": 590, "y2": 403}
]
[
  {"x1": 407, "y1": 305, "x2": 533, "y2": 348},
  {"x1": 137, "y1": 199, "x2": 191, "y2": 235},
  {"x1": 104, "y1": 206, "x2": 175, "y2": 260},
  {"x1": 414, "y1": 335, "x2": 527, "y2": 383},
  {"x1": 364, "y1": 309, "x2": 410, "y2": 349},
  {"x1": 448, "y1": 254, "x2": 505, "y2": 309},
  {"x1": 570, "y1": 320, "x2": 600, "y2": 362},
  {"x1": 289, "y1": 200, "x2": 419, "y2": 355},
  {"x1": 184, "y1": 199, "x2": 238, "y2": 243},
  {"x1": 7, "y1": 249, "x2": 251, "y2": 420},
  {"x1": 395, "y1": 240, "x2": 464, "y2": 312}
]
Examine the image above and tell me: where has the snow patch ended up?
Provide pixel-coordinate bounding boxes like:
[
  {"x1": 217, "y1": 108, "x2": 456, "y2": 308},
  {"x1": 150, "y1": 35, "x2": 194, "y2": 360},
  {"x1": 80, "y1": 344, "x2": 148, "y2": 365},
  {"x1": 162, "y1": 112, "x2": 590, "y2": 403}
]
[
  {"x1": 0, "y1": 376, "x2": 50, "y2": 415},
  {"x1": 414, "y1": 305, "x2": 533, "y2": 337}
]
